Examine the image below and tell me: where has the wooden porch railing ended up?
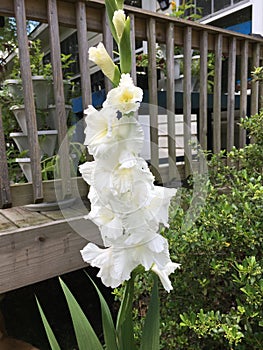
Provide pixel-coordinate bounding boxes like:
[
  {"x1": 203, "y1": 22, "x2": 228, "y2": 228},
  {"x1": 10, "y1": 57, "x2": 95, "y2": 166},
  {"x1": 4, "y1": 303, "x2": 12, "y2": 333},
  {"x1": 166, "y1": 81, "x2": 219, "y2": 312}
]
[{"x1": 0, "y1": 0, "x2": 263, "y2": 207}]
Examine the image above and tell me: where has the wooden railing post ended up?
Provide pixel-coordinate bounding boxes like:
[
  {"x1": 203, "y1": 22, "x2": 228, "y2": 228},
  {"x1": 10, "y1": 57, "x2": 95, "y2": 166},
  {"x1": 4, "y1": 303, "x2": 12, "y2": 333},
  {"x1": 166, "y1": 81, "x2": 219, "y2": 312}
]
[
  {"x1": 239, "y1": 40, "x2": 248, "y2": 148},
  {"x1": 129, "y1": 13, "x2": 137, "y2": 86},
  {"x1": 166, "y1": 22, "x2": 176, "y2": 181},
  {"x1": 0, "y1": 107, "x2": 12, "y2": 208},
  {"x1": 199, "y1": 30, "x2": 208, "y2": 151},
  {"x1": 103, "y1": 8, "x2": 113, "y2": 94},
  {"x1": 14, "y1": 0, "x2": 43, "y2": 203},
  {"x1": 147, "y1": 17, "x2": 159, "y2": 181},
  {"x1": 259, "y1": 58, "x2": 263, "y2": 111},
  {"x1": 227, "y1": 37, "x2": 236, "y2": 152},
  {"x1": 47, "y1": 0, "x2": 72, "y2": 200},
  {"x1": 251, "y1": 43, "x2": 260, "y2": 117},
  {"x1": 76, "y1": 1, "x2": 92, "y2": 109},
  {"x1": 183, "y1": 26, "x2": 192, "y2": 177},
  {"x1": 213, "y1": 34, "x2": 222, "y2": 153}
]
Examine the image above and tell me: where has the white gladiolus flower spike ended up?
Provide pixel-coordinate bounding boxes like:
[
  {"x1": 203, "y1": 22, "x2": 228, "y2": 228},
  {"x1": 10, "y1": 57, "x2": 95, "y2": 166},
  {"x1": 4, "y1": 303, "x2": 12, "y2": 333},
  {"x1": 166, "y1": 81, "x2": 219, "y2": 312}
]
[
  {"x1": 104, "y1": 73, "x2": 143, "y2": 115},
  {"x1": 80, "y1": 19, "x2": 179, "y2": 292}
]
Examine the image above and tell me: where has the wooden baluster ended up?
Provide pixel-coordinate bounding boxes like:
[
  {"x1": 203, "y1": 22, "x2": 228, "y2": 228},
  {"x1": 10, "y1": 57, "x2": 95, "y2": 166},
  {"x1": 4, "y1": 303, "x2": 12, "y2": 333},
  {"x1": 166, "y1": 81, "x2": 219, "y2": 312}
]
[
  {"x1": 166, "y1": 22, "x2": 176, "y2": 181},
  {"x1": 76, "y1": 1, "x2": 92, "y2": 109},
  {"x1": 130, "y1": 13, "x2": 137, "y2": 86},
  {"x1": 251, "y1": 43, "x2": 260, "y2": 117},
  {"x1": 259, "y1": 58, "x2": 263, "y2": 112},
  {"x1": 14, "y1": 0, "x2": 43, "y2": 203},
  {"x1": 213, "y1": 34, "x2": 222, "y2": 153},
  {"x1": 199, "y1": 30, "x2": 208, "y2": 174},
  {"x1": 0, "y1": 107, "x2": 12, "y2": 208},
  {"x1": 226, "y1": 37, "x2": 236, "y2": 152},
  {"x1": 103, "y1": 8, "x2": 113, "y2": 94},
  {"x1": 147, "y1": 17, "x2": 159, "y2": 182},
  {"x1": 47, "y1": 0, "x2": 72, "y2": 200},
  {"x1": 199, "y1": 30, "x2": 208, "y2": 151},
  {"x1": 76, "y1": 1, "x2": 93, "y2": 163},
  {"x1": 239, "y1": 40, "x2": 248, "y2": 149},
  {"x1": 183, "y1": 26, "x2": 192, "y2": 177}
]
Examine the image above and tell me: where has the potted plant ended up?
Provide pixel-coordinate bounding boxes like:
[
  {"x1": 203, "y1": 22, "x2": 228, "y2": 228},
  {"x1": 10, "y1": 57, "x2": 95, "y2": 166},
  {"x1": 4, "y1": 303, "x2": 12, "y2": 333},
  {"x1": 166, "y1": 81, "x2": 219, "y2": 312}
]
[
  {"x1": 0, "y1": 39, "x2": 75, "y2": 185},
  {"x1": 136, "y1": 46, "x2": 165, "y2": 89},
  {"x1": 4, "y1": 39, "x2": 74, "y2": 110}
]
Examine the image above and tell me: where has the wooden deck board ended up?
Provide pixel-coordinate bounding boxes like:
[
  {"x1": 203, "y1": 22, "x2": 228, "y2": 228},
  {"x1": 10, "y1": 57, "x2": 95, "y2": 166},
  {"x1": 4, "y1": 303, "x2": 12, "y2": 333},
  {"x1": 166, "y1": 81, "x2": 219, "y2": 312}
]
[
  {"x1": 0, "y1": 199, "x2": 101, "y2": 293},
  {"x1": 0, "y1": 213, "x2": 18, "y2": 232},
  {"x1": 0, "y1": 207, "x2": 52, "y2": 228}
]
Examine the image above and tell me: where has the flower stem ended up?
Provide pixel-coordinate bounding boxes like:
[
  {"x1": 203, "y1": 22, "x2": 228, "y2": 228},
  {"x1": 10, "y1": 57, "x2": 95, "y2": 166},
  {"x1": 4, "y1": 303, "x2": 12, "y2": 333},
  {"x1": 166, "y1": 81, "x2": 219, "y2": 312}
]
[{"x1": 116, "y1": 271, "x2": 137, "y2": 350}]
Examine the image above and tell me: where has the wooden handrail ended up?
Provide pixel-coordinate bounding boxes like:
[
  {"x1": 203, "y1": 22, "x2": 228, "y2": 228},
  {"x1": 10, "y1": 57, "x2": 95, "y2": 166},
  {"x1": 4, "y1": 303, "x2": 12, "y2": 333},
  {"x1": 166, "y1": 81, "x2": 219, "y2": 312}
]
[
  {"x1": 0, "y1": 0, "x2": 262, "y2": 201},
  {"x1": 1, "y1": 0, "x2": 263, "y2": 55}
]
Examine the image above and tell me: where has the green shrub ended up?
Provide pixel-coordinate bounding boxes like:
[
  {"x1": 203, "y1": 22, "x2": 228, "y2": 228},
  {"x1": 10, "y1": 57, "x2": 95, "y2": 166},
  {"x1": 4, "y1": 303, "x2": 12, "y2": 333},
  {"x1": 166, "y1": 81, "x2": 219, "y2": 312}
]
[{"x1": 115, "y1": 111, "x2": 263, "y2": 349}]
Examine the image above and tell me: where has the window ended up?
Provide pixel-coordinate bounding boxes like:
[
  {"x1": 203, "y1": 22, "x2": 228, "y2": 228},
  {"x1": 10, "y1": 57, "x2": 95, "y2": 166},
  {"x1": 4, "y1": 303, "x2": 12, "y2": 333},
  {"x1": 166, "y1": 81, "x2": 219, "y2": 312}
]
[
  {"x1": 214, "y1": 0, "x2": 231, "y2": 12},
  {"x1": 196, "y1": 0, "x2": 211, "y2": 17},
  {"x1": 181, "y1": 0, "x2": 249, "y2": 18}
]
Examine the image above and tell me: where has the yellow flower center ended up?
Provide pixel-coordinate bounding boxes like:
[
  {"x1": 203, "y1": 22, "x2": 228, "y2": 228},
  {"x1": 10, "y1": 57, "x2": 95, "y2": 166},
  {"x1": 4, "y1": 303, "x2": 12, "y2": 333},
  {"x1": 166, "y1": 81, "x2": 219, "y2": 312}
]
[{"x1": 120, "y1": 89, "x2": 133, "y2": 103}]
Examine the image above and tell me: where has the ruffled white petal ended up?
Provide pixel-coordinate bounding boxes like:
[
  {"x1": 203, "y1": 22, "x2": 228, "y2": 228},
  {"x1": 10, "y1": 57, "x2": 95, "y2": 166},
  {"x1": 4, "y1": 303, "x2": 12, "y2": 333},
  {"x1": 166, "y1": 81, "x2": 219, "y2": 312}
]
[{"x1": 151, "y1": 262, "x2": 181, "y2": 292}]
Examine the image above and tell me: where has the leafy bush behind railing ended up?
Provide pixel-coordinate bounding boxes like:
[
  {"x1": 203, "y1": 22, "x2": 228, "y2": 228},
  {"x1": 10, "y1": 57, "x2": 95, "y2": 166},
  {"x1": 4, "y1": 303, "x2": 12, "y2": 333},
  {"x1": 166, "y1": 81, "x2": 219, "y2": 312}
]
[{"x1": 114, "y1": 110, "x2": 263, "y2": 349}]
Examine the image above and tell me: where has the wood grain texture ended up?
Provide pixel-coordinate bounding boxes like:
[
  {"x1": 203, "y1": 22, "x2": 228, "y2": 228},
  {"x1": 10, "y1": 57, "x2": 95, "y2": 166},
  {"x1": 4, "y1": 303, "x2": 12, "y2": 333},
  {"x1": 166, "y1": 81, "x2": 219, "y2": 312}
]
[
  {"x1": 0, "y1": 207, "x2": 52, "y2": 228},
  {"x1": 47, "y1": 0, "x2": 72, "y2": 199},
  {"x1": 239, "y1": 40, "x2": 248, "y2": 148},
  {"x1": 2, "y1": 0, "x2": 262, "y2": 54},
  {"x1": 213, "y1": 34, "x2": 223, "y2": 153},
  {"x1": 166, "y1": 23, "x2": 176, "y2": 181},
  {"x1": 251, "y1": 43, "x2": 260, "y2": 117},
  {"x1": 199, "y1": 31, "x2": 208, "y2": 151},
  {"x1": 76, "y1": 1, "x2": 92, "y2": 108},
  {"x1": 0, "y1": 213, "x2": 17, "y2": 232},
  {"x1": 227, "y1": 37, "x2": 236, "y2": 152},
  {"x1": 183, "y1": 26, "x2": 192, "y2": 177},
  {"x1": 147, "y1": 17, "x2": 159, "y2": 178},
  {"x1": 10, "y1": 177, "x2": 89, "y2": 207},
  {"x1": 129, "y1": 13, "x2": 137, "y2": 86},
  {"x1": 14, "y1": 0, "x2": 43, "y2": 203},
  {"x1": 103, "y1": 8, "x2": 113, "y2": 93},
  {"x1": 0, "y1": 216, "x2": 101, "y2": 293},
  {"x1": 0, "y1": 108, "x2": 12, "y2": 208}
]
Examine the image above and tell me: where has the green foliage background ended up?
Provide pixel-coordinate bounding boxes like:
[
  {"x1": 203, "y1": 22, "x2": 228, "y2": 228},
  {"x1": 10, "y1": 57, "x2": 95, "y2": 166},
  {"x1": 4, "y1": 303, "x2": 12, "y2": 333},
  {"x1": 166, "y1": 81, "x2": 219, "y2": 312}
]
[{"x1": 115, "y1": 111, "x2": 263, "y2": 349}]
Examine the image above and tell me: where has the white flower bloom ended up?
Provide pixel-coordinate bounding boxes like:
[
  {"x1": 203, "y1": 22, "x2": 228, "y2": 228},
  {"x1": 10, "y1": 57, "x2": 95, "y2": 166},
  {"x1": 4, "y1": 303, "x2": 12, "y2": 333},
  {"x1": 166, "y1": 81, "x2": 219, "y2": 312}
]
[
  {"x1": 83, "y1": 105, "x2": 117, "y2": 157},
  {"x1": 81, "y1": 243, "x2": 121, "y2": 288},
  {"x1": 151, "y1": 262, "x2": 181, "y2": 292},
  {"x1": 81, "y1": 150, "x2": 154, "y2": 211},
  {"x1": 87, "y1": 205, "x2": 123, "y2": 245},
  {"x1": 80, "y1": 232, "x2": 175, "y2": 290},
  {"x1": 104, "y1": 73, "x2": 143, "y2": 115},
  {"x1": 116, "y1": 115, "x2": 145, "y2": 154},
  {"x1": 148, "y1": 186, "x2": 177, "y2": 227},
  {"x1": 112, "y1": 10, "x2": 126, "y2": 41},
  {"x1": 79, "y1": 160, "x2": 95, "y2": 185},
  {"x1": 83, "y1": 106, "x2": 144, "y2": 159},
  {"x1": 120, "y1": 185, "x2": 176, "y2": 233},
  {"x1": 111, "y1": 155, "x2": 154, "y2": 196}
]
